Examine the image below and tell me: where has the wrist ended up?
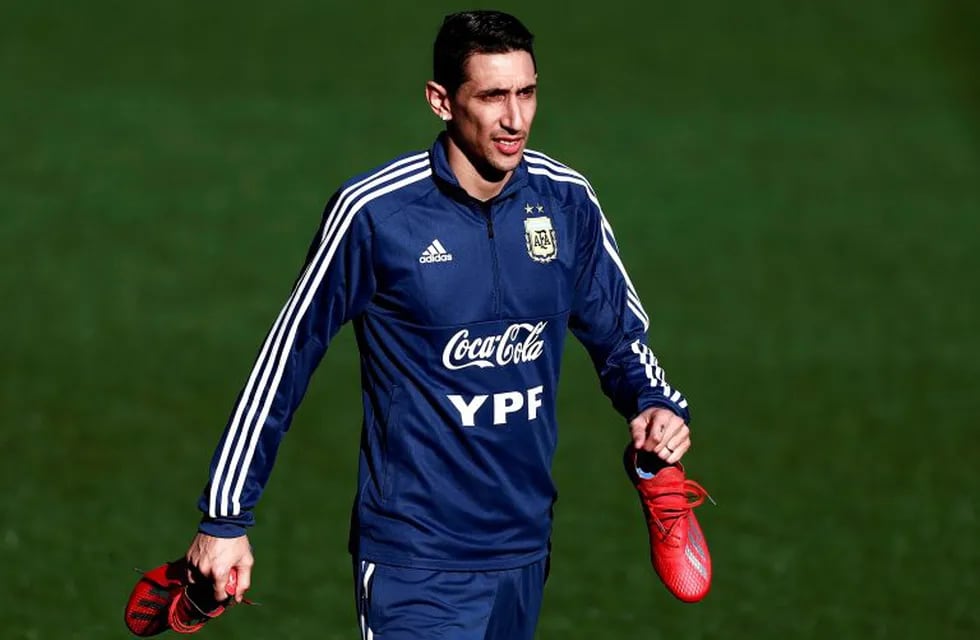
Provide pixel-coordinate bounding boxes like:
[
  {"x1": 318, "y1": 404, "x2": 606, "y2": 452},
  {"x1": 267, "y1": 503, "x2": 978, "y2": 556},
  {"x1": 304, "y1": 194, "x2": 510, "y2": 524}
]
[{"x1": 198, "y1": 514, "x2": 252, "y2": 539}]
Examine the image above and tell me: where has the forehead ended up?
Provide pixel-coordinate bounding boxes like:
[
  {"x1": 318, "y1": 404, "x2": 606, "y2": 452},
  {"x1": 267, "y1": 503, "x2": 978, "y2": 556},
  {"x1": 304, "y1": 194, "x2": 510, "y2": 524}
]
[{"x1": 461, "y1": 50, "x2": 536, "y2": 89}]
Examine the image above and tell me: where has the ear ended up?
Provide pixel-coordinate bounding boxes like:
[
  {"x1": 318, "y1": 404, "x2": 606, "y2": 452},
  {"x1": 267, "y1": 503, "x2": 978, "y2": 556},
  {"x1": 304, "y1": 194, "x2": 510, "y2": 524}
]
[{"x1": 425, "y1": 80, "x2": 452, "y2": 122}]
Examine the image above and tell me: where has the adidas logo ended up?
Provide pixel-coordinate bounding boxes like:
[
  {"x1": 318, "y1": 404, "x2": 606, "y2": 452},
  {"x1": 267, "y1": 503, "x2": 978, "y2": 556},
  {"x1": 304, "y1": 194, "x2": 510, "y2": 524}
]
[{"x1": 419, "y1": 239, "x2": 454, "y2": 264}]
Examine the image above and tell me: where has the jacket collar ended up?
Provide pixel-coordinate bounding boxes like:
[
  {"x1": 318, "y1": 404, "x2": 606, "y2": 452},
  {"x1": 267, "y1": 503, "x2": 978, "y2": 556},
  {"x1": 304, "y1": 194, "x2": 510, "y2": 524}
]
[{"x1": 429, "y1": 132, "x2": 528, "y2": 203}]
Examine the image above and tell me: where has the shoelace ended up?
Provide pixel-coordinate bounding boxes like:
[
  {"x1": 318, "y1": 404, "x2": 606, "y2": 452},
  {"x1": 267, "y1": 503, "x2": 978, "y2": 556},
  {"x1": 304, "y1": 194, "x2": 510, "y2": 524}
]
[
  {"x1": 643, "y1": 479, "x2": 714, "y2": 544},
  {"x1": 168, "y1": 591, "x2": 215, "y2": 634}
]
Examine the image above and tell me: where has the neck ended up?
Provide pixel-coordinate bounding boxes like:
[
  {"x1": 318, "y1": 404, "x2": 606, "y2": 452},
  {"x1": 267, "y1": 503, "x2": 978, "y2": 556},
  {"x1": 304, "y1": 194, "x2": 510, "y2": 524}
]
[{"x1": 444, "y1": 133, "x2": 512, "y2": 201}]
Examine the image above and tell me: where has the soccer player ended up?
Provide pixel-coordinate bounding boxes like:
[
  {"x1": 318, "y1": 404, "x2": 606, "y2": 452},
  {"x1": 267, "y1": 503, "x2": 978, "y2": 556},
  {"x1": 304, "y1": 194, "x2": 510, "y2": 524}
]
[{"x1": 183, "y1": 10, "x2": 710, "y2": 639}]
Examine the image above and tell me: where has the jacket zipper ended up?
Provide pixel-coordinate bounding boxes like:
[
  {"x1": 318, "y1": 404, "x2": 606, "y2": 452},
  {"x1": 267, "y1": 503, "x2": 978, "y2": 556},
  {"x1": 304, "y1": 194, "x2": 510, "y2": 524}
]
[{"x1": 479, "y1": 200, "x2": 501, "y2": 317}]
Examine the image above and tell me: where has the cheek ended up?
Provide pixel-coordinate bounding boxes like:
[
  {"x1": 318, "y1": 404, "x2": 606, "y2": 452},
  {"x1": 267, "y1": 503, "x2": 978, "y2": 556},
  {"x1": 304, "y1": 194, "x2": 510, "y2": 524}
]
[
  {"x1": 472, "y1": 115, "x2": 499, "y2": 143},
  {"x1": 523, "y1": 101, "x2": 537, "y2": 125},
  {"x1": 474, "y1": 107, "x2": 499, "y2": 132},
  {"x1": 456, "y1": 115, "x2": 493, "y2": 152},
  {"x1": 458, "y1": 108, "x2": 489, "y2": 133}
]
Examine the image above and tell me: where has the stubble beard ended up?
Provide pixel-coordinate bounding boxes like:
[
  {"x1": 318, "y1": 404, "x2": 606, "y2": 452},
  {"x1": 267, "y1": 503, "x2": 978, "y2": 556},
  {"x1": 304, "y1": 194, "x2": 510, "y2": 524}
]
[
  {"x1": 447, "y1": 126, "x2": 524, "y2": 188},
  {"x1": 480, "y1": 139, "x2": 524, "y2": 178}
]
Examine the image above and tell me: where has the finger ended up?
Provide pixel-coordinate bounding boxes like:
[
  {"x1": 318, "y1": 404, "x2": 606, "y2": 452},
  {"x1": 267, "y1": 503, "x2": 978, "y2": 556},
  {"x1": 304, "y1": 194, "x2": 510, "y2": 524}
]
[
  {"x1": 628, "y1": 417, "x2": 647, "y2": 448},
  {"x1": 212, "y1": 566, "x2": 231, "y2": 603},
  {"x1": 653, "y1": 417, "x2": 686, "y2": 453},
  {"x1": 234, "y1": 565, "x2": 252, "y2": 603},
  {"x1": 642, "y1": 417, "x2": 668, "y2": 452},
  {"x1": 186, "y1": 558, "x2": 208, "y2": 585},
  {"x1": 667, "y1": 427, "x2": 691, "y2": 453},
  {"x1": 185, "y1": 536, "x2": 210, "y2": 584},
  {"x1": 654, "y1": 423, "x2": 685, "y2": 460},
  {"x1": 644, "y1": 418, "x2": 667, "y2": 451},
  {"x1": 658, "y1": 423, "x2": 690, "y2": 455},
  {"x1": 665, "y1": 440, "x2": 691, "y2": 465}
]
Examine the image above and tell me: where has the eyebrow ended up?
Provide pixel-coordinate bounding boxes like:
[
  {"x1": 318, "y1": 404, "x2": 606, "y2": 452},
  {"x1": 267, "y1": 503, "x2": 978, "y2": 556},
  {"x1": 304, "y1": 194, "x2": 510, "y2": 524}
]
[{"x1": 474, "y1": 83, "x2": 537, "y2": 98}]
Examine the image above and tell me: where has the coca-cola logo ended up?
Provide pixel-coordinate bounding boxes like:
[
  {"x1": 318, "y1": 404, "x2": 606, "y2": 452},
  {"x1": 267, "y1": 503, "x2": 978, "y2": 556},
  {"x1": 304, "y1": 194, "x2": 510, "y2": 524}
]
[{"x1": 442, "y1": 322, "x2": 548, "y2": 371}]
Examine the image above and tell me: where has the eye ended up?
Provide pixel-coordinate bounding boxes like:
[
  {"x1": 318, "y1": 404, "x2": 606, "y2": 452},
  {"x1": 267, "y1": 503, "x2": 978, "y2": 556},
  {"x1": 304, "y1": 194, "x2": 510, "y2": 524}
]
[{"x1": 518, "y1": 87, "x2": 536, "y2": 99}]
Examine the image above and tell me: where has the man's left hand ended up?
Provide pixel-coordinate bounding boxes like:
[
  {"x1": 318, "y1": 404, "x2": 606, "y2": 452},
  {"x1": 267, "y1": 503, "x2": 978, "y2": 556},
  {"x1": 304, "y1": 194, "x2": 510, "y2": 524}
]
[{"x1": 629, "y1": 407, "x2": 690, "y2": 464}]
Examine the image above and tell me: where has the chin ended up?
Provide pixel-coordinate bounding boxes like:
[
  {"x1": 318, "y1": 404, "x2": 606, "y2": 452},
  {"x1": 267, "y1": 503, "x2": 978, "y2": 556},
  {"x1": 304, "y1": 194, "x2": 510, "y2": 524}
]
[{"x1": 489, "y1": 154, "x2": 523, "y2": 174}]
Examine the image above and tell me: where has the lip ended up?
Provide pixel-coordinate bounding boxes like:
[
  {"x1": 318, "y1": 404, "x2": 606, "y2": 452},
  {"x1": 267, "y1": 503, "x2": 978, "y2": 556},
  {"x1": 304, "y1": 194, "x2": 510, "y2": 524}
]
[{"x1": 493, "y1": 137, "x2": 524, "y2": 156}]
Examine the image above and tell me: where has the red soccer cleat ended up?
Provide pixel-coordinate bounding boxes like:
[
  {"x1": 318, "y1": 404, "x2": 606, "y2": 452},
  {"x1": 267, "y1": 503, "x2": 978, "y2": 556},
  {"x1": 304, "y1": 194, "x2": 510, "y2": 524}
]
[
  {"x1": 125, "y1": 560, "x2": 184, "y2": 637},
  {"x1": 625, "y1": 448, "x2": 713, "y2": 603},
  {"x1": 124, "y1": 559, "x2": 236, "y2": 636}
]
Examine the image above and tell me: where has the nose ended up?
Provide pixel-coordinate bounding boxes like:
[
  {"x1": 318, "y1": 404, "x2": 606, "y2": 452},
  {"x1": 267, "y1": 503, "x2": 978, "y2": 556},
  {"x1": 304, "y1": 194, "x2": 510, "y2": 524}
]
[{"x1": 501, "y1": 94, "x2": 524, "y2": 132}]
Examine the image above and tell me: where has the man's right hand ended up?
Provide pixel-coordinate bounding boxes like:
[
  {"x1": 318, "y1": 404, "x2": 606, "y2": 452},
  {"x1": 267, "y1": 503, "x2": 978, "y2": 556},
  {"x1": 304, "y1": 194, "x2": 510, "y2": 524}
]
[{"x1": 185, "y1": 532, "x2": 253, "y2": 603}]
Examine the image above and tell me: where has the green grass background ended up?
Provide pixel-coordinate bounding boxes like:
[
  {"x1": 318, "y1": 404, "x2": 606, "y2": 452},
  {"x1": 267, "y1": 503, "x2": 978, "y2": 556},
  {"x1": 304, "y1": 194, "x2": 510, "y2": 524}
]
[{"x1": 2, "y1": 1, "x2": 978, "y2": 638}]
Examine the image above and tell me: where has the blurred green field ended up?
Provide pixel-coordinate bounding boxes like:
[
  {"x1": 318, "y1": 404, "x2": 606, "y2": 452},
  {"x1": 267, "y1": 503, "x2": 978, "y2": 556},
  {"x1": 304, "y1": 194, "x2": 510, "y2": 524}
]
[{"x1": 2, "y1": 1, "x2": 978, "y2": 638}]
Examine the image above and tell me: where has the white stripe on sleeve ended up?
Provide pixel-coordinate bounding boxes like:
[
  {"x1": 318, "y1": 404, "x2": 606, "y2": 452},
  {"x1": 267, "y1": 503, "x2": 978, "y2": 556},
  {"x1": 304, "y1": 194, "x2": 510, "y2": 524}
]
[{"x1": 209, "y1": 153, "x2": 430, "y2": 518}]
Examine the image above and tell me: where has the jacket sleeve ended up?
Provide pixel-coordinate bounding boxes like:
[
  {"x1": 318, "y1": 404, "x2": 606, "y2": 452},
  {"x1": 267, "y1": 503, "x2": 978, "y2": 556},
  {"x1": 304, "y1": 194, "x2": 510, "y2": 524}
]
[
  {"x1": 197, "y1": 191, "x2": 376, "y2": 537},
  {"x1": 568, "y1": 192, "x2": 691, "y2": 424}
]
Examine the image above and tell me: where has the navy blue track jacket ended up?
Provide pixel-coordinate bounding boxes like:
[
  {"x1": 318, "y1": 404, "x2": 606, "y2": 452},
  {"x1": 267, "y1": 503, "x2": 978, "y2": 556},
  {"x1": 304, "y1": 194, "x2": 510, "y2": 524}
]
[{"x1": 198, "y1": 134, "x2": 690, "y2": 570}]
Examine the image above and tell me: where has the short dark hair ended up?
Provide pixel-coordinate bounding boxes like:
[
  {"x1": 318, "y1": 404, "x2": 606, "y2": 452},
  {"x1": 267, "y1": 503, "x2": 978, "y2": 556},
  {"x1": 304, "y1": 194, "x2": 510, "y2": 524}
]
[{"x1": 433, "y1": 10, "x2": 536, "y2": 94}]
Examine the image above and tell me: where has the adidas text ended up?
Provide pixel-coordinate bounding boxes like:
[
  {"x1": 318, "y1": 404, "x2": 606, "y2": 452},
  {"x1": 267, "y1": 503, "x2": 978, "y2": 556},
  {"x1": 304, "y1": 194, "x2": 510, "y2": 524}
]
[{"x1": 419, "y1": 253, "x2": 453, "y2": 263}]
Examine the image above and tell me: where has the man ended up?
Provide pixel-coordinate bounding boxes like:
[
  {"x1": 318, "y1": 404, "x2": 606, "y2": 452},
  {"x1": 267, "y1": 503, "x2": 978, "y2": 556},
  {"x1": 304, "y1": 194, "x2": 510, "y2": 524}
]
[{"x1": 185, "y1": 9, "x2": 709, "y2": 639}]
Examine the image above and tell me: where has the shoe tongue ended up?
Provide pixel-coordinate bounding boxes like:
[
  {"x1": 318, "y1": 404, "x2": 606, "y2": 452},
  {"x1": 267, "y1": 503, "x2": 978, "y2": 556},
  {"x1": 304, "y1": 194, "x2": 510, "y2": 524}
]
[{"x1": 642, "y1": 467, "x2": 688, "y2": 503}]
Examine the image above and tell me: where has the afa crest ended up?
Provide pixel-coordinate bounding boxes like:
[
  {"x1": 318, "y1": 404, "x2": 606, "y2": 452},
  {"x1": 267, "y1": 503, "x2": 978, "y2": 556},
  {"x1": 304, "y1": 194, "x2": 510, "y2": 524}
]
[{"x1": 524, "y1": 215, "x2": 558, "y2": 263}]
